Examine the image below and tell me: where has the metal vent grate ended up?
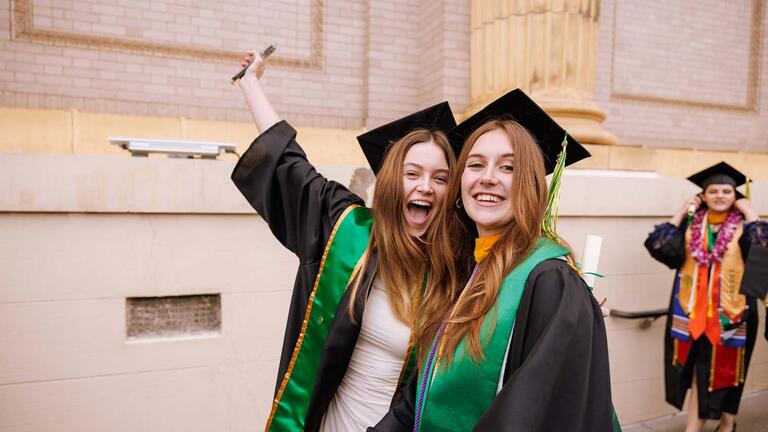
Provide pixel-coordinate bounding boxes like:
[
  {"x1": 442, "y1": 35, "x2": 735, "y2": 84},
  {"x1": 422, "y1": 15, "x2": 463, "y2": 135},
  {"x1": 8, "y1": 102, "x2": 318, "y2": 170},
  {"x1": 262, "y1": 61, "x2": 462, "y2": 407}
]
[{"x1": 126, "y1": 294, "x2": 221, "y2": 340}]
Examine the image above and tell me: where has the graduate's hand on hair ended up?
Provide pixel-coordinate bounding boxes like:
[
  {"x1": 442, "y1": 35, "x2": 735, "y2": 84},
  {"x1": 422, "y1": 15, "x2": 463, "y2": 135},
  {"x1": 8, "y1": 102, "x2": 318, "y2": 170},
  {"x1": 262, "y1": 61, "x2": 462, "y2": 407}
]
[
  {"x1": 670, "y1": 194, "x2": 701, "y2": 226},
  {"x1": 241, "y1": 51, "x2": 266, "y2": 82},
  {"x1": 681, "y1": 194, "x2": 702, "y2": 215},
  {"x1": 734, "y1": 198, "x2": 758, "y2": 222}
]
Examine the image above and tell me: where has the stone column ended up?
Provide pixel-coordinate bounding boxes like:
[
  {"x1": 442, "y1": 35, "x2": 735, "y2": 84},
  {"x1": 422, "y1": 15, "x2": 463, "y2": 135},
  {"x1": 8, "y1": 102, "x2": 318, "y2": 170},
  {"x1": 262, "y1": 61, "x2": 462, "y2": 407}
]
[{"x1": 468, "y1": 0, "x2": 616, "y2": 145}]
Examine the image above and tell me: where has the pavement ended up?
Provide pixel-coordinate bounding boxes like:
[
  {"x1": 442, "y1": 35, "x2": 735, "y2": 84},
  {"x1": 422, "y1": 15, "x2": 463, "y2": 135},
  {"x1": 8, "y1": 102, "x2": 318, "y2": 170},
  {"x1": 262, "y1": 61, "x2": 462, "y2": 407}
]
[{"x1": 622, "y1": 390, "x2": 768, "y2": 431}]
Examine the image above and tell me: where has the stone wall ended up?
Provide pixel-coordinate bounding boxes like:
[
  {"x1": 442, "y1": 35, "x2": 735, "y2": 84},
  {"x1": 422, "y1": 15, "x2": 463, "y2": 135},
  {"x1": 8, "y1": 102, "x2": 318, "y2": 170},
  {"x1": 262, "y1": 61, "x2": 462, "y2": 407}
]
[
  {"x1": 0, "y1": 0, "x2": 472, "y2": 128},
  {"x1": 2, "y1": 0, "x2": 768, "y2": 153},
  {"x1": 595, "y1": 0, "x2": 768, "y2": 153}
]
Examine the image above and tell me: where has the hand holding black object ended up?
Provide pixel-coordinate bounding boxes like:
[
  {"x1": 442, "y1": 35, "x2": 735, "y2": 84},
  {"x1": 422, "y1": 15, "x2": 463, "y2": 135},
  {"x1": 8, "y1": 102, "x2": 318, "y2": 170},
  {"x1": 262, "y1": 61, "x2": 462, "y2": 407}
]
[
  {"x1": 235, "y1": 44, "x2": 281, "y2": 133},
  {"x1": 231, "y1": 42, "x2": 277, "y2": 84}
]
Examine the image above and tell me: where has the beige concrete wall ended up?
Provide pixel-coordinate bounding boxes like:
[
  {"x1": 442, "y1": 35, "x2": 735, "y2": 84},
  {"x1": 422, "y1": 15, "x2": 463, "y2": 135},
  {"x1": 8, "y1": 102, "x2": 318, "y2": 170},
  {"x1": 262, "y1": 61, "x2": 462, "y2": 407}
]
[
  {"x1": 0, "y1": 154, "x2": 371, "y2": 431},
  {"x1": 0, "y1": 212, "x2": 295, "y2": 431},
  {"x1": 2, "y1": 154, "x2": 767, "y2": 429}
]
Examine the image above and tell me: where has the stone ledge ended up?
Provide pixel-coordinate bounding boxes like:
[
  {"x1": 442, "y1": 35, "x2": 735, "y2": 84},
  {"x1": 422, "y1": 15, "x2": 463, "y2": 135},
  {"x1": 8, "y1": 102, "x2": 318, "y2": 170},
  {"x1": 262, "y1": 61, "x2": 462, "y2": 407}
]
[
  {"x1": 0, "y1": 153, "x2": 369, "y2": 214},
  {"x1": 2, "y1": 153, "x2": 765, "y2": 216}
]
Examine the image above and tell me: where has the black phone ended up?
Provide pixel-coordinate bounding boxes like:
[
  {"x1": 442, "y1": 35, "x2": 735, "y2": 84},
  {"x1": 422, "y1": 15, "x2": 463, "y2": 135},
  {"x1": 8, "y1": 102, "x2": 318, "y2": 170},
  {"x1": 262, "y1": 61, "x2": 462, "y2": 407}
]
[{"x1": 231, "y1": 42, "x2": 278, "y2": 84}]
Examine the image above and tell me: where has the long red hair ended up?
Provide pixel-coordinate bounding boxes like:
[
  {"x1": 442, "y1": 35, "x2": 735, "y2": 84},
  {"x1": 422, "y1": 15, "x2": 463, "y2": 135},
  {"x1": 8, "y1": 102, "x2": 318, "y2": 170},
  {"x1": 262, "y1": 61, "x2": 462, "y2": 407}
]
[
  {"x1": 347, "y1": 129, "x2": 457, "y2": 327},
  {"x1": 415, "y1": 119, "x2": 558, "y2": 364}
]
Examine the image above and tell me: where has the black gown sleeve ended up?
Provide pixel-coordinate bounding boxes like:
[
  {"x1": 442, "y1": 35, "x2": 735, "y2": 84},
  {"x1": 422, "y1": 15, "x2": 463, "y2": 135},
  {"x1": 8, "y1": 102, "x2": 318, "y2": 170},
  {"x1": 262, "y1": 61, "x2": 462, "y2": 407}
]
[
  {"x1": 738, "y1": 220, "x2": 768, "y2": 260},
  {"x1": 739, "y1": 221, "x2": 768, "y2": 301},
  {"x1": 230, "y1": 120, "x2": 365, "y2": 394},
  {"x1": 231, "y1": 120, "x2": 364, "y2": 263},
  {"x1": 474, "y1": 260, "x2": 614, "y2": 432},
  {"x1": 644, "y1": 222, "x2": 686, "y2": 269}
]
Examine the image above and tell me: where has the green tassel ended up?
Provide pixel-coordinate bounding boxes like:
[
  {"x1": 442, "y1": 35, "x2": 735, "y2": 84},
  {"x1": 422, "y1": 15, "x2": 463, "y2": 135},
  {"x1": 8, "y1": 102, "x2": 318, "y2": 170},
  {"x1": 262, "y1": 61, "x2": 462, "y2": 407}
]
[{"x1": 542, "y1": 132, "x2": 569, "y2": 241}]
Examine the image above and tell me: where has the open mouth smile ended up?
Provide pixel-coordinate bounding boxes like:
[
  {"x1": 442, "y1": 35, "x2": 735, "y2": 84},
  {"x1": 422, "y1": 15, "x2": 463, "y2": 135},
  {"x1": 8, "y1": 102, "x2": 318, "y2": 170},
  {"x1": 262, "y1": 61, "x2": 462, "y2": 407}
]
[{"x1": 406, "y1": 199, "x2": 433, "y2": 225}]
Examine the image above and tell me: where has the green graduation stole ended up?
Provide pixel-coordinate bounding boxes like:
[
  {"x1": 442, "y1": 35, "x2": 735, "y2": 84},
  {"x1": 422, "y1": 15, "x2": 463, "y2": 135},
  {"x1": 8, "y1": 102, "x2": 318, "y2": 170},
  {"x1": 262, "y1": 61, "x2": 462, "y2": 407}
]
[
  {"x1": 265, "y1": 205, "x2": 373, "y2": 432},
  {"x1": 416, "y1": 237, "x2": 569, "y2": 431}
]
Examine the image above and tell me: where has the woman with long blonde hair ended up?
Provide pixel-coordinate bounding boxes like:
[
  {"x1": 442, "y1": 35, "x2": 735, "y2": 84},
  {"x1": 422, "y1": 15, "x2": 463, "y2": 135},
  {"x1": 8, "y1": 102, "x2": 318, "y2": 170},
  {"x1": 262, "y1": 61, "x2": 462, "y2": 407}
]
[
  {"x1": 232, "y1": 51, "x2": 458, "y2": 431},
  {"x1": 372, "y1": 90, "x2": 616, "y2": 432}
]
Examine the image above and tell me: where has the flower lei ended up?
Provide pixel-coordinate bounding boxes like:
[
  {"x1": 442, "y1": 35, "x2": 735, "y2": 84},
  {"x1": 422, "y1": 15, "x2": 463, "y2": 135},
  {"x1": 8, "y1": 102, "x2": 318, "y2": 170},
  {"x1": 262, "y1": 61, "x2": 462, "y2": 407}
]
[{"x1": 688, "y1": 208, "x2": 742, "y2": 266}]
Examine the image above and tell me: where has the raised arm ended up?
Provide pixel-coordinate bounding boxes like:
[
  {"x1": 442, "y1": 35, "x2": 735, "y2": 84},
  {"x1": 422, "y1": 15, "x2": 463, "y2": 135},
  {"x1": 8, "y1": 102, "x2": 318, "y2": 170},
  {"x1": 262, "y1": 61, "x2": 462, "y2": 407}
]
[
  {"x1": 736, "y1": 198, "x2": 765, "y2": 258},
  {"x1": 643, "y1": 195, "x2": 699, "y2": 269},
  {"x1": 644, "y1": 222, "x2": 686, "y2": 270},
  {"x1": 231, "y1": 52, "x2": 366, "y2": 398},
  {"x1": 231, "y1": 52, "x2": 363, "y2": 263},
  {"x1": 668, "y1": 194, "x2": 701, "y2": 228},
  {"x1": 239, "y1": 51, "x2": 281, "y2": 133}
]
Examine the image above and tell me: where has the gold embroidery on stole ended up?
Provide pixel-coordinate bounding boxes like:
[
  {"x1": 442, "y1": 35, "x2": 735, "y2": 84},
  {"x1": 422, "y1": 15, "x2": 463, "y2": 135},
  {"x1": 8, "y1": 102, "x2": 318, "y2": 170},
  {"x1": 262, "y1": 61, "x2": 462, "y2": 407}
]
[{"x1": 678, "y1": 223, "x2": 745, "y2": 318}]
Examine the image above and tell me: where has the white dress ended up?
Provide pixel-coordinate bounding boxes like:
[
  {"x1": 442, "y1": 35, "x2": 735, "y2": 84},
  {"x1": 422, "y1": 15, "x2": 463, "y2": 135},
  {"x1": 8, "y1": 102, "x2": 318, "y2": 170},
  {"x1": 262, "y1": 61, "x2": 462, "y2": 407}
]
[{"x1": 319, "y1": 275, "x2": 411, "y2": 431}]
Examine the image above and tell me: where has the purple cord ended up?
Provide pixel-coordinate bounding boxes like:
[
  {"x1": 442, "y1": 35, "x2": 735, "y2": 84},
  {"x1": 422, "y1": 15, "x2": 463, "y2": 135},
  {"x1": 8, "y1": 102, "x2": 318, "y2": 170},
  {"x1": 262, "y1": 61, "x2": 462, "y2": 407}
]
[
  {"x1": 413, "y1": 265, "x2": 478, "y2": 432},
  {"x1": 413, "y1": 312, "x2": 449, "y2": 431}
]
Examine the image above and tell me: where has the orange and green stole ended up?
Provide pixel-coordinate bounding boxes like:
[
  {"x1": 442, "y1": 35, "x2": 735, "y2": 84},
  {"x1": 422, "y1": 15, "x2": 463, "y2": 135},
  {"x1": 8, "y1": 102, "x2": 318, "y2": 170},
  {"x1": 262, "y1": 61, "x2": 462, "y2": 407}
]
[
  {"x1": 671, "y1": 213, "x2": 748, "y2": 391},
  {"x1": 264, "y1": 205, "x2": 373, "y2": 432}
]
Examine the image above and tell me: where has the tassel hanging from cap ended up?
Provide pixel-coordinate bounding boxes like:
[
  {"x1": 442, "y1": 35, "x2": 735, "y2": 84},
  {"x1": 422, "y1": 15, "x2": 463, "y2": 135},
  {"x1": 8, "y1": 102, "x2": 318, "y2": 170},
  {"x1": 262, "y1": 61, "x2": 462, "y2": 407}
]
[{"x1": 542, "y1": 132, "x2": 569, "y2": 241}]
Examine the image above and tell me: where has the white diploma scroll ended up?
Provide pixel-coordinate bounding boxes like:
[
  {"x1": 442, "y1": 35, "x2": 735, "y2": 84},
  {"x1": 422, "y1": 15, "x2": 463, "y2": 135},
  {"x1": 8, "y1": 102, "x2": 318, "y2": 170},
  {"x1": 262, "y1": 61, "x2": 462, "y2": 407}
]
[{"x1": 580, "y1": 235, "x2": 603, "y2": 288}]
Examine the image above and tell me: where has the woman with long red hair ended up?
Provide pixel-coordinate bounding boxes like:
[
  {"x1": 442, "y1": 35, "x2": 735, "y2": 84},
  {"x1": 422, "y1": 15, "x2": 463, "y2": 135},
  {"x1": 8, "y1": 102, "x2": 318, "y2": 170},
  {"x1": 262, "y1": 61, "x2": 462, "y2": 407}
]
[
  {"x1": 232, "y1": 51, "x2": 458, "y2": 431},
  {"x1": 372, "y1": 90, "x2": 617, "y2": 431}
]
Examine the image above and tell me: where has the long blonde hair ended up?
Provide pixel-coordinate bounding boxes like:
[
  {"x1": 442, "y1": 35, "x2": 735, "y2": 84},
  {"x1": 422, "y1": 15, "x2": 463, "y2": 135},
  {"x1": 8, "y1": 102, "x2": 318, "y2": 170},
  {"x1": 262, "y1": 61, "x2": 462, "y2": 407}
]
[
  {"x1": 347, "y1": 129, "x2": 457, "y2": 327},
  {"x1": 416, "y1": 119, "x2": 563, "y2": 364}
]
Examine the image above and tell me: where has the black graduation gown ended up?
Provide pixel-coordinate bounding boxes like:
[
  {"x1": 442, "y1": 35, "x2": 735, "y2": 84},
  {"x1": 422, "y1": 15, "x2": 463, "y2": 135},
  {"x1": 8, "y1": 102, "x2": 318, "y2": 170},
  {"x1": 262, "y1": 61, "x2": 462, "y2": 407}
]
[
  {"x1": 231, "y1": 120, "x2": 386, "y2": 431},
  {"x1": 371, "y1": 259, "x2": 615, "y2": 432},
  {"x1": 644, "y1": 220, "x2": 768, "y2": 419},
  {"x1": 739, "y1": 225, "x2": 768, "y2": 342}
]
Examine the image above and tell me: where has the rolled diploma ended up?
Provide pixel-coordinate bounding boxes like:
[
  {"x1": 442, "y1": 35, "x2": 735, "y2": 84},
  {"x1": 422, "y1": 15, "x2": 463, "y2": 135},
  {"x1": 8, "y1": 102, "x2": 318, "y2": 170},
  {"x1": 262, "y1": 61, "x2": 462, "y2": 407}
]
[{"x1": 581, "y1": 235, "x2": 603, "y2": 288}]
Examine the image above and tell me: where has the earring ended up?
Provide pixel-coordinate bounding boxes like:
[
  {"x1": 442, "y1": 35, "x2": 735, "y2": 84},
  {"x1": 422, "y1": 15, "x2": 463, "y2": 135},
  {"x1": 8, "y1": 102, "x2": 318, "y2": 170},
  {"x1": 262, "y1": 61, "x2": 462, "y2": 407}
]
[{"x1": 455, "y1": 198, "x2": 463, "y2": 208}]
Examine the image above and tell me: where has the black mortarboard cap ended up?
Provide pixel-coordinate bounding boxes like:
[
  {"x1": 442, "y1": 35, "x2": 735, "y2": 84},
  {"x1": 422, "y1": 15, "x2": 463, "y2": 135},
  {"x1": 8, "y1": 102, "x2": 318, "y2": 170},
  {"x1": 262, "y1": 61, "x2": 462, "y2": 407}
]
[
  {"x1": 686, "y1": 161, "x2": 748, "y2": 199},
  {"x1": 357, "y1": 102, "x2": 457, "y2": 174},
  {"x1": 447, "y1": 89, "x2": 590, "y2": 174}
]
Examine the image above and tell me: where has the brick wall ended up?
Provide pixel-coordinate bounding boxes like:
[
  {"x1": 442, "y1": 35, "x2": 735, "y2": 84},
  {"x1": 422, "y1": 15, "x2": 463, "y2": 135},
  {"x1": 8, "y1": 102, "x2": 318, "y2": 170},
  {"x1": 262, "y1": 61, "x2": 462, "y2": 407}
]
[
  {"x1": 417, "y1": 0, "x2": 471, "y2": 114},
  {"x1": 595, "y1": 0, "x2": 768, "y2": 153},
  {"x1": 363, "y1": 0, "x2": 421, "y2": 128},
  {"x1": 2, "y1": 0, "x2": 767, "y2": 153},
  {"x1": 0, "y1": 0, "x2": 472, "y2": 130}
]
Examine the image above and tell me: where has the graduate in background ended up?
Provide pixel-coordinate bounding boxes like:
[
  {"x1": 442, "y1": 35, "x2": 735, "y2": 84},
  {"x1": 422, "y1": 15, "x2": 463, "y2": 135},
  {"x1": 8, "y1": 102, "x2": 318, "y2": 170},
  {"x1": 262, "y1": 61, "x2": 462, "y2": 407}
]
[
  {"x1": 372, "y1": 90, "x2": 617, "y2": 432},
  {"x1": 644, "y1": 162, "x2": 767, "y2": 432},
  {"x1": 231, "y1": 51, "x2": 458, "y2": 431}
]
